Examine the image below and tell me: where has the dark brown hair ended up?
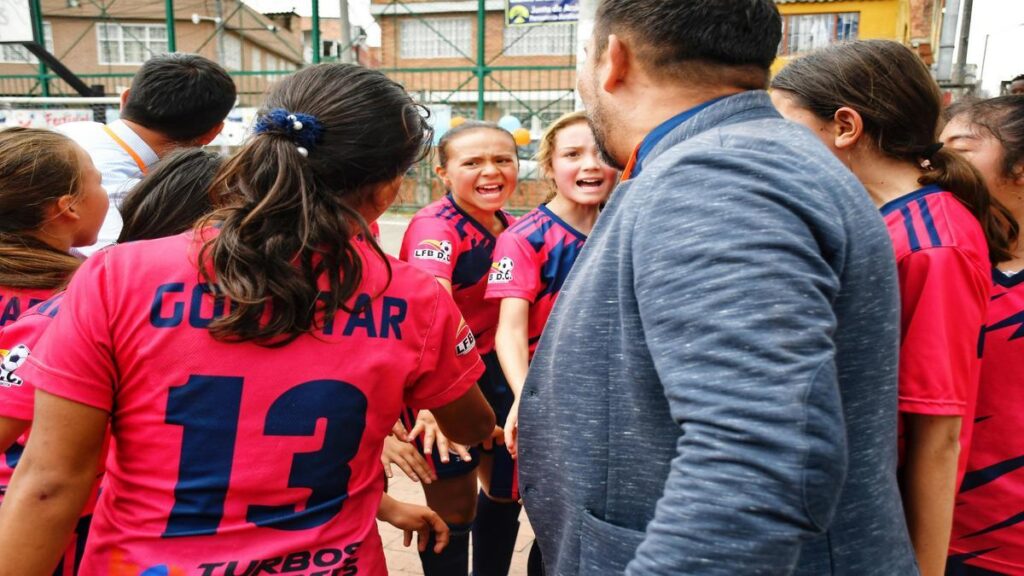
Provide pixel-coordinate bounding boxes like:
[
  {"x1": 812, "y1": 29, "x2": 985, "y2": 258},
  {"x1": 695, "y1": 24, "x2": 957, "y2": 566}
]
[
  {"x1": 436, "y1": 121, "x2": 516, "y2": 168},
  {"x1": 772, "y1": 40, "x2": 1018, "y2": 264},
  {"x1": 200, "y1": 64, "x2": 431, "y2": 345},
  {"x1": 0, "y1": 127, "x2": 85, "y2": 290},
  {"x1": 947, "y1": 95, "x2": 1024, "y2": 180},
  {"x1": 118, "y1": 148, "x2": 223, "y2": 243},
  {"x1": 594, "y1": 0, "x2": 781, "y2": 89}
]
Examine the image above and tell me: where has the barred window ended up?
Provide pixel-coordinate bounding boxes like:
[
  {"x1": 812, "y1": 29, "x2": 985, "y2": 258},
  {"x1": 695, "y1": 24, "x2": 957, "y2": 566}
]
[
  {"x1": 780, "y1": 13, "x2": 859, "y2": 56},
  {"x1": 399, "y1": 17, "x2": 472, "y2": 59},
  {"x1": 224, "y1": 33, "x2": 242, "y2": 70},
  {"x1": 97, "y1": 23, "x2": 169, "y2": 65},
  {"x1": 503, "y1": 23, "x2": 576, "y2": 57},
  {"x1": 0, "y1": 21, "x2": 53, "y2": 64}
]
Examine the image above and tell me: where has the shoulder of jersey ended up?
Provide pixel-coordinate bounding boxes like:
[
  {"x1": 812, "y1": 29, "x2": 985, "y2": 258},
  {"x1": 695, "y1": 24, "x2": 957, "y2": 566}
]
[
  {"x1": 890, "y1": 189, "x2": 985, "y2": 252},
  {"x1": 505, "y1": 207, "x2": 547, "y2": 236}
]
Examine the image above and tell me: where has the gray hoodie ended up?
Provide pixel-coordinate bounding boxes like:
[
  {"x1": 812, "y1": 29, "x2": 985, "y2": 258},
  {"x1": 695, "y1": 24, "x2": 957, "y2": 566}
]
[{"x1": 518, "y1": 90, "x2": 918, "y2": 575}]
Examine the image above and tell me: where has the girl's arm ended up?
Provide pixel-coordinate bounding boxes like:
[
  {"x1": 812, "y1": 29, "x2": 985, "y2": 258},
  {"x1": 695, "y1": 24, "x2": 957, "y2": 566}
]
[
  {"x1": 377, "y1": 493, "x2": 449, "y2": 553},
  {"x1": 494, "y1": 298, "x2": 530, "y2": 457},
  {"x1": 0, "y1": 417, "x2": 29, "y2": 455},
  {"x1": 901, "y1": 414, "x2": 961, "y2": 576},
  {"x1": 0, "y1": 390, "x2": 107, "y2": 575}
]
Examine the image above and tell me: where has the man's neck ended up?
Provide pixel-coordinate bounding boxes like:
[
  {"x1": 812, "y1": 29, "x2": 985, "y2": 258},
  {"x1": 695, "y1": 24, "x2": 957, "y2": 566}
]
[
  {"x1": 614, "y1": 86, "x2": 746, "y2": 164},
  {"x1": 120, "y1": 119, "x2": 179, "y2": 158}
]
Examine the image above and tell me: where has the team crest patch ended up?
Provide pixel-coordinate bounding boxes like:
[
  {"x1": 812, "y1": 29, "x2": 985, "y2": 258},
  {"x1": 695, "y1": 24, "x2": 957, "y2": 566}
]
[
  {"x1": 414, "y1": 240, "x2": 452, "y2": 263},
  {"x1": 488, "y1": 257, "x2": 514, "y2": 284},
  {"x1": 0, "y1": 344, "x2": 30, "y2": 388},
  {"x1": 455, "y1": 319, "x2": 476, "y2": 356}
]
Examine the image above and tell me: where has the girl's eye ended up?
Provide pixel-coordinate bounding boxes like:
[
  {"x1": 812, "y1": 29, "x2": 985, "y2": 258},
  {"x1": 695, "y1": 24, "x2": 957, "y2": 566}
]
[{"x1": 564, "y1": 151, "x2": 580, "y2": 158}]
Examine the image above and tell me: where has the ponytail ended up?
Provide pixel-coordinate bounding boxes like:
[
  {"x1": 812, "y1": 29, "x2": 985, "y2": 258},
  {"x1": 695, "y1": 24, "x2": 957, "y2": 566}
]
[
  {"x1": 198, "y1": 64, "x2": 430, "y2": 346},
  {"x1": 0, "y1": 127, "x2": 86, "y2": 291},
  {"x1": 0, "y1": 234, "x2": 80, "y2": 290},
  {"x1": 919, "y1": 147, "x2": 1019, "y2": 264}
]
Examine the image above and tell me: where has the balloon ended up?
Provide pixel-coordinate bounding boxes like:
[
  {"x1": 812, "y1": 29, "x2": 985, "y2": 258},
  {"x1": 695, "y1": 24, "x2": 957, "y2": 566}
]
[
  {"x1": 450, "y1": 116, "x2": 467, "y2": 128},
  {"x1": 498, "y1": 115, "x2": 522, "y2": 132},
  {"x1": 512, "y1": 127, "x2": 532, "y2": 146}
]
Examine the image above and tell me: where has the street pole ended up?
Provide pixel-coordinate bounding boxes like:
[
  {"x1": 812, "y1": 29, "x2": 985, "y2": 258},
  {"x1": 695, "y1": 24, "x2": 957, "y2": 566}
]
[
  {"x1": 165, "y1": 0, "x2": 177, "y2": 52},
  {"x1": 312, "y1": 0, "x2": 321, "y2": 64},
  {"x1": 955, "y1": 0, "x2": 974, "y2": 85},
  {"x1": 476, "y1": 0, "x2": 485, "y2": 119},
  {"x1": 30, "y1": 0, "x2": 48, "y2": 96},
  {"x1": 338, "y1": 0, "x2": 353, "y2": 63}
]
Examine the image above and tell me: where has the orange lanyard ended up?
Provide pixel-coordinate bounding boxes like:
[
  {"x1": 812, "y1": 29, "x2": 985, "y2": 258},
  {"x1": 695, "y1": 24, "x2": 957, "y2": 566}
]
[{"x1": 103, "y1": 125, "x2": 148, "y2": 175}]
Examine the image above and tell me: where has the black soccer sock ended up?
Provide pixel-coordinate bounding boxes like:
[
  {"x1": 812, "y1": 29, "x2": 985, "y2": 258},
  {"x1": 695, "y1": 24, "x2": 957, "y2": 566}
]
[
  {"x1": 420, "y1": 521, "x2": 472, "y2": 576},
  {"x1": 527, "y1": 540, "x2": 544, "y2": 576},
  {"x1": 471, "y1": 491, "x2": 522, "y2": 576}
]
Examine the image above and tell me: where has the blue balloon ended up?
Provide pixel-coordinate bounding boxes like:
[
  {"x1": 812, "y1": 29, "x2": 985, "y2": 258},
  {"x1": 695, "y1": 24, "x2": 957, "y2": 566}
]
[{"x1": 498, "y1": 115, "x2": 522, "y2": 132}]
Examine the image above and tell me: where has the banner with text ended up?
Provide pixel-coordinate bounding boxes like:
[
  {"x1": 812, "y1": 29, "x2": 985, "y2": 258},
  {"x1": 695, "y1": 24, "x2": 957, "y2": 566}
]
[{"x1": 506, "y1": 0, "x2": 579, "y2": 26}]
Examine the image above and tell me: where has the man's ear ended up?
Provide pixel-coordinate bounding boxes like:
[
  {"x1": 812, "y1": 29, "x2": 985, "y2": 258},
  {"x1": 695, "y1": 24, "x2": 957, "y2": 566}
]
[
  {"x1": 119, "y1": 89, "x2": 130, "y2": 112},
  {"x1": 832, "y1": 106, "x2": 865, "y2": 151},
  {"x1": 193, "y1": 122, "x2": 225, "y2": 147},
  {"x1": 601, "y1": 34, "x2": 630, "y2": 94}
]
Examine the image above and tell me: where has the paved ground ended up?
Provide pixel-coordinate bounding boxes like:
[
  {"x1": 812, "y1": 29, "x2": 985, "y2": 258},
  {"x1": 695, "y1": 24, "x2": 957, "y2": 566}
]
[{"x1": 375, "y1": 214, "x2": 536, "y2": 575}]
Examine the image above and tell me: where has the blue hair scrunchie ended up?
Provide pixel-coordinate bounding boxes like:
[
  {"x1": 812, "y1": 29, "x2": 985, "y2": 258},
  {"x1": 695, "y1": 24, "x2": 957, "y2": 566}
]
[{"x1": 253, "y1": 108, "x2": 324, "y2": 156}]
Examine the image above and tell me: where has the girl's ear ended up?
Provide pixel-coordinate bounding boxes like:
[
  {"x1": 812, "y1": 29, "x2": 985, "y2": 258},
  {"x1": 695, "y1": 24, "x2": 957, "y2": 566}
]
[
  {"x1": 1012, "y1": 162, "x2": 1024, "y2": 188},
  {"x1": 52, "y1": 194, "x2": 81, "y2": 224},
  {"x1": 434, "y1": 164, "x2": 451, "y2": 189},
  {"x1": 832, "y1": 106, "x2": 865, "y2": 151}
]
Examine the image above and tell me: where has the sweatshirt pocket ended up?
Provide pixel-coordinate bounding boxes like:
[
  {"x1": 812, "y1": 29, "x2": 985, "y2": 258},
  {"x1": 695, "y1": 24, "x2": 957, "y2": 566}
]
[{"x1": 579, "y1": 509, "x2": 646, "y2": 575}]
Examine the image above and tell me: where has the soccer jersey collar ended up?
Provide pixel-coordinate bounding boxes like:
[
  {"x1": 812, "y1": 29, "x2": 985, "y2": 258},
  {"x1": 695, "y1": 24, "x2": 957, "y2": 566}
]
[
  {"x1": 444, "y1": 193, "x2": 511, "y2": 239},
  {"x1": 622, "y1": 96, "x2": 727, "y2": 181},
  {"x1": 879, "y1": 184, "x2": 944, "y2": 217},
  {"x1": 538, "y1": 204, "x2": 587, "y2": 242}
]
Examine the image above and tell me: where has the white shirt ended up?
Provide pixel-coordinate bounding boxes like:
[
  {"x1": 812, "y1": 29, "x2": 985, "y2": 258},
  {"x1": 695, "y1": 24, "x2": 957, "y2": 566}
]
[{"x1": 56, "y1": 120, "x2": 159, "y2": 254}]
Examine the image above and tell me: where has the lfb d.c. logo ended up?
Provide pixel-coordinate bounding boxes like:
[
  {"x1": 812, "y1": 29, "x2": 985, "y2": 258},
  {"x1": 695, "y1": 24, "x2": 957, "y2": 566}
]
[{"x1": 488, "y1": 257, "x2": 514, "y2": 284}]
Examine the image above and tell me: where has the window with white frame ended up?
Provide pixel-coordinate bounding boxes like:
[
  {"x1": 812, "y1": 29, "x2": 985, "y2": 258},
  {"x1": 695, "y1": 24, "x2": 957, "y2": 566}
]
[
  {"x1": 399, "y1": 17, "x2": 472, "y2": 59},
  {"x1": 223, "y1": 33, "x2": 242, "y2": 70},
  {"x1": 250, "y1": 45, "x2": 262, "y2": 71},
  {"x1": 503, "y1": 23, "x2": 576, "y2": 57},
  {"x1": 265, "y1": 53, "x2": 279, "y2": 80},
  {"x1": 779, "y1": 13, "x2": 859, "y2": 56},
  {"x1": 0, "y1": 22, "x2": 53, "y2": 64},
  {"x1": 97, "y1": 23, "x2": 168, "y2": 65}
]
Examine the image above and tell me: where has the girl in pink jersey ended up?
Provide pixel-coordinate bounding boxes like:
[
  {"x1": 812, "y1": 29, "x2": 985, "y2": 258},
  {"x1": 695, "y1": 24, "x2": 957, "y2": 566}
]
[
  {"x1": 0, "y1": 64, "x2": 495, "y2": 576},
  {"x1": 487, "y1": 111, "x2": 617, "y2": 576},
  {"x1": 398, "y1": 122, "x2": 520, "y2": 576},
  {"x1": 0, "y1": 127, "x2": 107, "y2": 330},
  {"x1": 489, "y1": 111, "x2": 617, "y2": 456},
  {"x1": 941, "y1": 96, "x2": 1024, "y2": 575},
  {"x1": 0, "y1": 147, "x2": 221, "y2": 576},
  {"x1": 771, "y1": 40, "x2": 1017, "y2": 576},
  {"x1": 0, "y1": 127, "x2": 107, "y2": 576}
]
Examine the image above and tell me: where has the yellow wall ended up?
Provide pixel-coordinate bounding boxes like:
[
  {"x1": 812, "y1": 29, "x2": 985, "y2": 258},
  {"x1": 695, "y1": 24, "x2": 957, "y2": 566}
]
[{"x1": 772, "y1": 0, "x2": 909, "y2": 75}]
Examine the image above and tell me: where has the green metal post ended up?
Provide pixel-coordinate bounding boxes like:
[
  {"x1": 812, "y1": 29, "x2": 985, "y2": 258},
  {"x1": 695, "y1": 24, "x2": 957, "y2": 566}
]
[
  {"x1": 165, "y1": 0, "x2": 177, "y2": 52},
  {"x1": 312, "y1": 0, "x2": 321, "y2": 64},
  {"x1": 476, "y1": 0, "x2": 486, "y2": 119},
  {"x1": 30, "y1": 0, "x2": 48, "y2": 96}
]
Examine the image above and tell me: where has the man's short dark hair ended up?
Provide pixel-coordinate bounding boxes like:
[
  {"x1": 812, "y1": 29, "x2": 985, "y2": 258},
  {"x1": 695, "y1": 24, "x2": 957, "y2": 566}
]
[
  {"x1": 121, "y1": 53, "x2": 237, "y2": 142},
  {"x1": 594, "y1": 0, "x2": 782, "y2": 88}
]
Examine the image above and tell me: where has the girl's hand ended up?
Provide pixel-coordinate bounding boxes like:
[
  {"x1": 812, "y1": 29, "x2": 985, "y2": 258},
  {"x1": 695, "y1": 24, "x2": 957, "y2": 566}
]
[
  {"x1": 381, "y1": 434, "x2": 436, "y2": 484},
  {"x1": 378, "y1": 495, "x2": 450, "y2": 553},
  {"x1": 407, "y1": 409, "x2": 473, "y2": 464},
  {"x1": 504, "y1": 397, "x2": 520, "y2": 459}
]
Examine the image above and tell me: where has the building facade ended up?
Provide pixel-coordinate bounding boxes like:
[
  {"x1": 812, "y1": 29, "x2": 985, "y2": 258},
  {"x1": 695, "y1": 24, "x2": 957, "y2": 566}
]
[{"x1": 0, "y1": 0, "x2": 304, "y2": 105}]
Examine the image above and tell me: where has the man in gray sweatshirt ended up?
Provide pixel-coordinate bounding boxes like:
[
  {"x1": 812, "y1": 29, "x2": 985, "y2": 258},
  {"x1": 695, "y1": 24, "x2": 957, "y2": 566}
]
[{"x1": 517, "y1": 1, "x2": 918, "y2": 574}]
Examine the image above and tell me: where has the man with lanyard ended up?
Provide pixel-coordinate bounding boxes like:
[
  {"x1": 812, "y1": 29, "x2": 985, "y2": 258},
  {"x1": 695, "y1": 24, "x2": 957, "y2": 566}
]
[
  {"x1": 517, "y1": 0, "x2": 917, "y2": 574},
  {"x1": 58, "y1": 53, "x2": 236, "y2": 254}
]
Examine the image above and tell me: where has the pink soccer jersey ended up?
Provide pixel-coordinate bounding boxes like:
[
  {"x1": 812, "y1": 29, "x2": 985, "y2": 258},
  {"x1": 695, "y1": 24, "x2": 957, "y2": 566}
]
[
  {"x1": 0, "y1": 285, "x2": 52, "y2": 328},
  {"x1": 18, "y1": 230, "x2": 484, "y2": 576},
  {"x1": 0, "y1": 294, "x2": 64, "y2": 494},
  {"x1": 948, "y1": 270, "x2": 1024, "y2": 572},
  {"x1": 485, "y1": 205, "x2": 586, "y2": 358},
  {"x1": 400, "y1": 194, "x2": 515, "y2": 354},
  {"x1": 881, "y1": 185, "x2": 990, "y2": 485}
]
